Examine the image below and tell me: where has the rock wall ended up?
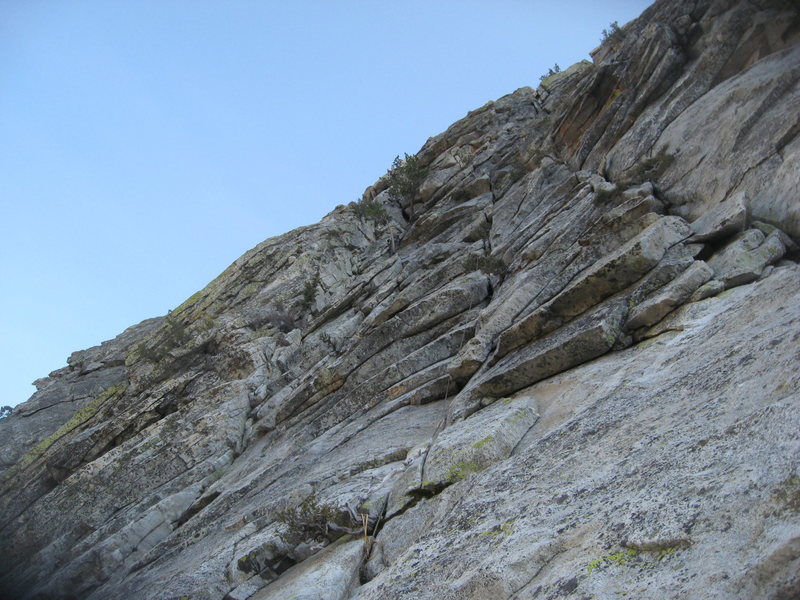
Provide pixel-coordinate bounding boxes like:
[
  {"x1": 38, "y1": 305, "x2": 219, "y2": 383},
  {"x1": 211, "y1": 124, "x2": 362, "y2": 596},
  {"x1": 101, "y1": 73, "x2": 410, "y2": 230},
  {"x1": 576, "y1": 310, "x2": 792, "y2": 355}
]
[{"x1": 1, "y1": 1, "x2": 798, "y2": 599}]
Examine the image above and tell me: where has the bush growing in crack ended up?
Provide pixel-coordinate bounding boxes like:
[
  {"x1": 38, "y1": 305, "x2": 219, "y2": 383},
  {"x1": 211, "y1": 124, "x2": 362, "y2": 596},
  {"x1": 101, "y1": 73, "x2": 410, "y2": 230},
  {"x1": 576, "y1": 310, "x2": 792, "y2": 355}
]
[
  {"x1": 594, "y1": 147, "x2": 676, "y2": 205},
  {"x1": 623, "y1": 147, "x2": 675, "y2": 187},
  {"x1": 601, "y1": 21, "x2": 624, "y2": 44},
  {"x1": 299, "y1": 272, "x2": 321, "y2": 311},
  {"x1": 275, "y1": 494, "x2": 355, "y2": 546},
  {"x1": 539, "y1": 63, "x2": 561, "y2": 82},
  {"x1": 354, "y1": 197, "x2": 389, "y2": 224},
  {"x1": 264, "y1": 301, "x2": 295, "y2": 333},
  {"x1": 465, "y1": 254, "x2": 507, "y2": 276},
  {"x1": 245, "y1": 301, "x2": 296, "y2": 335},
  {"x1": 386, "y1": 153, "x2": 427, "y2": 212}
]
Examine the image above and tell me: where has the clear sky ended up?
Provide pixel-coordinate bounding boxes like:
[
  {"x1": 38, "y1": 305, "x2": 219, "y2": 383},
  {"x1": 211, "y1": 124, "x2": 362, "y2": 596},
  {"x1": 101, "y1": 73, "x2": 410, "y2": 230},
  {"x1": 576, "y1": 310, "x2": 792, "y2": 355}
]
[{"x1": 1, "y1": 0, "x2": 651, "y2": 408}]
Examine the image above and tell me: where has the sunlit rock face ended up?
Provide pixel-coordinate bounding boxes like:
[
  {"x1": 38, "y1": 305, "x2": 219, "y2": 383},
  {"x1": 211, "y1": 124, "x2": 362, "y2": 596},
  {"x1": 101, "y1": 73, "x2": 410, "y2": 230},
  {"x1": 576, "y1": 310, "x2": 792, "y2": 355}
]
[{"x1": 1, "y1": 1, "x2": 798, "y2": 598}]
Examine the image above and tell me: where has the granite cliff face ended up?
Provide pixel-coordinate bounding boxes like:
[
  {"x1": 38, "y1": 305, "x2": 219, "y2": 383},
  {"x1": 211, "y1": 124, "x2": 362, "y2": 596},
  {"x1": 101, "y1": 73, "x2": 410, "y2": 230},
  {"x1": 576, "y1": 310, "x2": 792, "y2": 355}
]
[{"x1": 2, "y1": 1, "x2": 799, "y2": 598}]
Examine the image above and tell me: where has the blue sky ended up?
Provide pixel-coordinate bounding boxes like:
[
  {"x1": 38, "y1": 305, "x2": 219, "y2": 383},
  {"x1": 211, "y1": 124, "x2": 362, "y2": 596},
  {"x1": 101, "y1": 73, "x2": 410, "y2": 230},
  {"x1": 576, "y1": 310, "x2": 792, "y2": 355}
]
[{"x1": 1, "y1": 0, "x2": 651, "y2": 407}]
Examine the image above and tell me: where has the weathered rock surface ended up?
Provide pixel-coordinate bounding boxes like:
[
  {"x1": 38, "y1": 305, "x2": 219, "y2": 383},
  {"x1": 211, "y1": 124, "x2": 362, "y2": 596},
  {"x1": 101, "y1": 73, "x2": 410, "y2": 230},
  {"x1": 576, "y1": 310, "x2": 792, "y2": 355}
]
[
  {"x1": 689, "y1": 191, "x2": 749, "y2": 242},
  {"x1": 0, "y1": 317, "x2": 162, "y2": 473},
  {"x1": 625, "y1": 260, "x2": 713, "y2": 330},
  {"x1": 708, "y1": 228, "x2": 786, "y2": 288},
  {"x1": 356, "y1": 264, "x2": 800, "y2": 600},
  {"x1": 251, "y1": 537, "x2": 363, "y2": 600},
  {"x1": 0, "y1": 1, "x2": 798, "y2": 599}
]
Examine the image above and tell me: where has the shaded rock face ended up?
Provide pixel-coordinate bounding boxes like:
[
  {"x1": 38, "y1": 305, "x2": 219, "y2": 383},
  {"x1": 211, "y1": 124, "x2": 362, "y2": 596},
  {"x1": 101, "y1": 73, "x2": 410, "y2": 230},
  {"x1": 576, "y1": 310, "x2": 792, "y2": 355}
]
[{"x1": 1, "y1": 1, "x2": 798, "y2": 599}]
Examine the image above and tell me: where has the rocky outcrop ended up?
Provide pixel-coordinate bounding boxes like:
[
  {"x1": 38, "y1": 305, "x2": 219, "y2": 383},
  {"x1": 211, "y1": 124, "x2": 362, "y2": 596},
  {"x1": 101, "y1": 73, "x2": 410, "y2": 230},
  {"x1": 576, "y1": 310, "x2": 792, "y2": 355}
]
[
  {"x1": 1, "y1": 1, "x2": 798, "y2": 599},
  {"x1": 356, "y1": 263, "x2": 800, "y2": 600}
]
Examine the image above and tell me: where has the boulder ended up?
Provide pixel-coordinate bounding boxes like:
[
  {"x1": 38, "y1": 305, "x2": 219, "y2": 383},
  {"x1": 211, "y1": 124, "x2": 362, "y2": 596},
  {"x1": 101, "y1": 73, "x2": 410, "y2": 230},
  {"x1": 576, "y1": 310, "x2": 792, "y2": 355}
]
[
  {"x1": 469, "y1": 301, "x2": 628, "y2": 406},
  {"x1": 626, "y1": 260, "x2": 713, "y2": 330},
  {"x1": 708, "y1": 229, "x2": 786, "y2": 288},
  {"x1": 421, "y1": 395, "x2": 538, "y2": 489},
  {"x1": 689, "y1": 191, "x2": 749, "y2": 242},
  {"x1": 690, "y1": 279, "x2": 726, "y2": 302},
  {"x1": 251, "y1": 538, "x2": 364, "y2": 600}
]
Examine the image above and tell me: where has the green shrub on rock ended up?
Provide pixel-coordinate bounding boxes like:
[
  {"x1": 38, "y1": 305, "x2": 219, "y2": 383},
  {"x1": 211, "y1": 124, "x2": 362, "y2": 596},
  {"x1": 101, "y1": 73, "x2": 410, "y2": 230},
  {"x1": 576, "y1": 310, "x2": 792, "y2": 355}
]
[
  {"x1": 386, "y1": 153, "x2": 427, "y2": 206},
  {"x1": 300, "y1": 272, "x2": 320, "y2": 310},
  {"x1": 354, "y1": 198, "x2": 389, "y2": 224},
  {"x1": 601, "y1": 21, "x2": 624, "y2": 44},
  {"x1": 275, "y1": 494, "x2": 354, "y2": 545},
  {"x1": 465, "y1": 254, "x2": 507, "y2": 276},
  {"x1": 539, "y1": 63, "x2": 561, "y2": 82}
]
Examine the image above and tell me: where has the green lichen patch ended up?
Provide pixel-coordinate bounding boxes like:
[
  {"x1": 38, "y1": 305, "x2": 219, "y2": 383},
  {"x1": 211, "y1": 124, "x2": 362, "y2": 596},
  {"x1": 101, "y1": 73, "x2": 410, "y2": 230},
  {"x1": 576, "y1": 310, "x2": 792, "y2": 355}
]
[
  {"x1": 482, "y1": 519, "x2": 516, "y2": 538},
  {"x1": 471, "y1": 436, "x2": 493, "y2": 450},
  {"x1": 446, "y1": 460, "x2": 481, "y2": 482},
  {"x1": 584, "y1": 539, "x2": 690, "y2": 578},
  {"x1": 509, "y1": 408, "x2": 528, "y2": 426},
  {"x1": 655, "y1": 546, "x2": 679, "y2": 560},
  {"x1": 586, "y1": 548, "x2": 639, "y2": 575}
]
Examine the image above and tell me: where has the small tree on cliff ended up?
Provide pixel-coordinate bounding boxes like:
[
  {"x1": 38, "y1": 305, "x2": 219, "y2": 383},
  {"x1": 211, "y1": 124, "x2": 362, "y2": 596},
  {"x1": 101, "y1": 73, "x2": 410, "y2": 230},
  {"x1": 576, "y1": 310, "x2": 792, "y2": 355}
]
[
  {"x1": 601, "y1": 21, "x2": 624, "y2": 44},
  {"x1": 386, "y1": 153, "x2": 427, "y2": 219}
]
